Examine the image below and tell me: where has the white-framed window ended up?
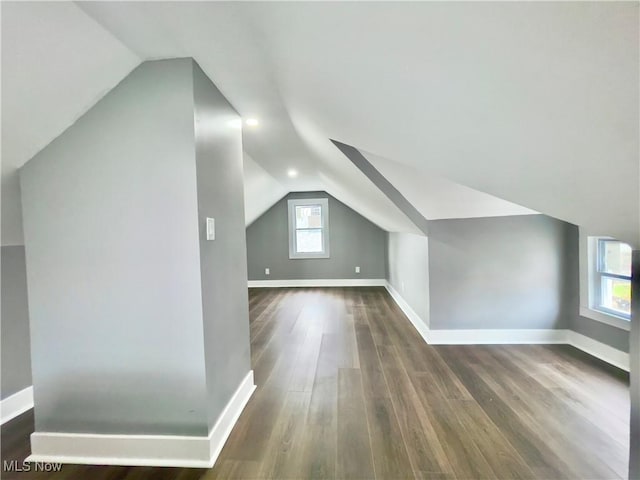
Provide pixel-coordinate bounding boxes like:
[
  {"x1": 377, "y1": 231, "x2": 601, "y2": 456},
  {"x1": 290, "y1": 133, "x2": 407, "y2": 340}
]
[
  {"x1": 590, "y1": 238, "x2": 632, "y2": 320},
  {"x1": 287, "y1": 198, "x2": 330, "y2": 259}
]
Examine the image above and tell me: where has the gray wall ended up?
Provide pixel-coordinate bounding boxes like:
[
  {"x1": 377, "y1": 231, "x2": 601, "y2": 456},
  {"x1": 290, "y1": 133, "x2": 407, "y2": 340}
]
[
  {"x1": 572, "y1": 316, "x2": 629, "y2": 353},
  {"x1": 247, "y1": 191, "x2": 386, "y2": 280},
  {"x1": 20, "y1": 59, "x2": 212, "y2": 436},
  {"x1": 2, "y1": 171, "x2": 25, "y2": 246},
  {"x1": 1, "y1": 245, "x2": 32, "y2": 399},
  {"x1": 192, "y1": 63, "x2": 251, "y2": 430},
  {"x1": 386, "y1": 232, "x2": 430, "y2": 326},
  {"x1": 386, "y1": 214, "x2": 630, "y2": 353},
  {"x1": 427, "y1": 215, "x2": 578, "y2": 330}
]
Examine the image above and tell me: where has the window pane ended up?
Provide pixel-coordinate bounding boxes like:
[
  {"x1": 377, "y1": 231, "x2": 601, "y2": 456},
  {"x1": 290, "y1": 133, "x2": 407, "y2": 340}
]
[
  {"x1": 295, "y1": 205, "x2": 322, "y2": 229},
  {"x1": 600, "y1": 240, "x2": 632, "y2": 277},
  {"x1": 296, "y1": 229, "x2": 323, "y2": 253},
  {"x1": 600, "y1": 277, "x2": 631, "y2": 316}
]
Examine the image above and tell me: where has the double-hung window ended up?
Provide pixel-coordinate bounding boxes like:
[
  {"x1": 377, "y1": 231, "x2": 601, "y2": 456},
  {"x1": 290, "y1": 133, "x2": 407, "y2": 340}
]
[
  {"x1": 593, "y1": 239, "x2": 632, "y2": 319},
  {"x1": 288, "y1": 198, "x2": 330, "y2": 259}
]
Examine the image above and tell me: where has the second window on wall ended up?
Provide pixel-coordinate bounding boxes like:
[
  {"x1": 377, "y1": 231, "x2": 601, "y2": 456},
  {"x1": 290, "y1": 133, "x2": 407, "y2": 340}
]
[
  {"x1": 592, "y1": 238, "x2": 632, "y2": 319},
  {"x1": 288, "y1": 198, "x2": 330, "y2": 259}
]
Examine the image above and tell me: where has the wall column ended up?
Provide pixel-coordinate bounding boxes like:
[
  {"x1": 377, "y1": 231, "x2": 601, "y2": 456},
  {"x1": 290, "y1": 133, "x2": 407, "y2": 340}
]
[{"x1": 19, "y1": 58, "x2": 253, "y2": 468}]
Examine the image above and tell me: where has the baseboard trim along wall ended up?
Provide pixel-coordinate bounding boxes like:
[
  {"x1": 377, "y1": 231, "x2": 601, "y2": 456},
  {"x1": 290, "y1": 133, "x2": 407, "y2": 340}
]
[
  {"x1": 566, "y1": 330, "x2": 630, "y2": 372},
  {"x1": 385, "y1": 281, "x2": 431, "y2": 343},
  {"x1": 427, "y1": 329, "x2": 569, "y2": 345},
  {"x1": 248, "y1": 278, "x2": 386, "y2": 288},
  {"x1": 26, "y1": 371, "x2": 256, "y2": 468},
  {"x1": 1, "y1": 386, "x2": 34, "y2": 425},
  {"x1": 384, "y1": 282, "x2": 630, "y2": 372}
]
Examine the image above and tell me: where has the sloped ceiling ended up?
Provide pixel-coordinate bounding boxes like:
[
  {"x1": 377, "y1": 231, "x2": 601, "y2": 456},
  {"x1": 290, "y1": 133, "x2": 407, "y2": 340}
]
[
  {"x1": 75, "y1": 1, "x2": 421, "y2": 234},
  {"x1": 239, "y1": 1, "x2": 638, "y2": 246},
  {"x1": 1, "y1": 1, "x2": 140, "y2": 244},
  {"x1": 362, "y1": 151, "x2": 538, "y2": 221},
  {"x1": 243, "y1": 153, "x2": 287, "y2": 227},
  {"x1": 2, "y1": 2, "x2": 638, "y2": 247}
]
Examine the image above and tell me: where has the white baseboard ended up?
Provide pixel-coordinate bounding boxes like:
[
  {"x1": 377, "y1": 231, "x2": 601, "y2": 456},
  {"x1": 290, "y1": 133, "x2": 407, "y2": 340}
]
[
  {"x1": 566, "y1": 330, "x2": 630, "y2": 371},
  {"x1": 427, "y1": 328, "x2": 569, "y2": 345},
  {"x1": 207, "y1": 371, "x2": 256, "y2": 466},
  {"x1": 384, "y1": 281, "x2": 431, "y2": 343},
  {"x1": 27, "y1": 370, "x2": 256, "y2": 468},
  {"x1": 248, "y1": 278, "x2": 386, "y2": 288},
  {"x1": 1, "y1": 386, "x2": 34, "y2": 425},
  {"x1": 384, "y1": 282, "x2": 629, "y2": 371}
]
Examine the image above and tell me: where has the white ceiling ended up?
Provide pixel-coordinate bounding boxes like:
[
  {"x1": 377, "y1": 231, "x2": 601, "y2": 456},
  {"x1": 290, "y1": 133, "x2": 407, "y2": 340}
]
[
  {"x1": 2, "y1": 2, "x2": 638, "y2": 247},
  {"x1": 1, "y1": 1, "x2": 140, "y2": 245},
  {"x1": 363, "y1": 151, "x2": 538, "y2": 220},
  {"x1": 243, "y1": 153, "x2": 287, "y2": 227},
  {"x1": 240, "y1": 1, "x2": 638, "y2": 246}
]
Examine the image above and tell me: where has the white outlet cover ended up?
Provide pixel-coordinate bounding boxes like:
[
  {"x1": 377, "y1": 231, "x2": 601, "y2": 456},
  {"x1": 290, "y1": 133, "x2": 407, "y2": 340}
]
[
  {"x1": 206, "y1": 218, "x2": 215, "y2": 240},
  {"x1": 265, "y1": 268, "x2": 270, "y2": 275},
  {"x1": 355, "y1": 266, "x2": 360, "y2": 273}
]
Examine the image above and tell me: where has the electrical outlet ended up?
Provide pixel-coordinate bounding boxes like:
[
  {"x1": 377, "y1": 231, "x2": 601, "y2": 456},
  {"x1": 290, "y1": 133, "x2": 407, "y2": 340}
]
[
  {"x1": 401, "y1": 281, "x2": 405, "y2": 292},
  {"x1": 265, "y1": 268, "x2": 270, "y2": 275},
  {"x1": 355, "y1": 266, "x2": 360, "y2": 274}
]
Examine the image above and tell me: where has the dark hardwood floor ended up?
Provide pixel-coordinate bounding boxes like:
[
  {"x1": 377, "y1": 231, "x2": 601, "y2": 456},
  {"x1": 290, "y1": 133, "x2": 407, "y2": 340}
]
[{"x1": 1, "y1": 287, "x2": 630, "y2": 479}]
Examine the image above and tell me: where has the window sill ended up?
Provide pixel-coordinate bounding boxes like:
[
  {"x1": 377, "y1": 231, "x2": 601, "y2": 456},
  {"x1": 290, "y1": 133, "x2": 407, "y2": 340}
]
[
  {"x1": 579, "y1": 306, "x2": 631, "y2": 331},
  {"x1": 289, "y1": 254, "x2": 330, "y2": 260}
]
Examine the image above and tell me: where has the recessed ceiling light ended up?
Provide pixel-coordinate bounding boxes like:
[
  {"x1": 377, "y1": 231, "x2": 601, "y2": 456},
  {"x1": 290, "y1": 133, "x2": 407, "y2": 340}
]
[
  {"x1": 287, "y1": 169, "x2": 298, "y2": 178},
  {"x1": 245, "y1": 118, "x2": 259, "y2": 127}
]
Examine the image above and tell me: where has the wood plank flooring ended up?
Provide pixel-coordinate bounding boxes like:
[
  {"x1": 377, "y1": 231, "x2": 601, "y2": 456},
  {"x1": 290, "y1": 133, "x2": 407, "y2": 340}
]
[{"x1": 1, "y1": 287, "x2": 630, "y2": 479}]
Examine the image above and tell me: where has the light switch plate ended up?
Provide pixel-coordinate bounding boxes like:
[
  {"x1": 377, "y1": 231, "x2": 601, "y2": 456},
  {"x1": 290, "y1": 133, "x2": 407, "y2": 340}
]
[{"x1": 206, "y1": 218, "x2": 215, "y2": 240}]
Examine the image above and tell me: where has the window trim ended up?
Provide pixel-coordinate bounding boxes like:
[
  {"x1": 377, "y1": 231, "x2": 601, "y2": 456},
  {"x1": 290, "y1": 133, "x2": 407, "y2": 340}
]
[
  {"x1": 589, "y1": 237, "x2": 631, "y2": 322},
  {"x1": 287, "y1": 198, "x2": 330, "y2": 259}
]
